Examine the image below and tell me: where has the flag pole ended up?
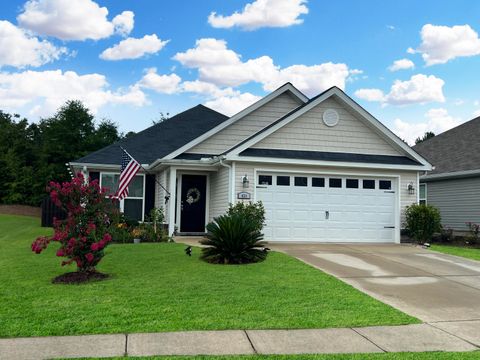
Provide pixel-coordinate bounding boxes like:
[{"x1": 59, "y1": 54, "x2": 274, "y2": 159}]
[{"x1": 120, "y1": 146, "x2": 171, "y2": 204}]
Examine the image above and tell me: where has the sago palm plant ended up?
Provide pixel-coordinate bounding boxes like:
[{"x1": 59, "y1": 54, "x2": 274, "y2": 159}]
[{"x1": 200, "y1": 213, "x2": 267, "y2": 264}]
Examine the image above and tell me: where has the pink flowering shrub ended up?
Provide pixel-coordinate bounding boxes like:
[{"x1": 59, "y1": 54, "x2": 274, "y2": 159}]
[{"x1": 31, "y1": 174, "x2": 114, "y2": 272}]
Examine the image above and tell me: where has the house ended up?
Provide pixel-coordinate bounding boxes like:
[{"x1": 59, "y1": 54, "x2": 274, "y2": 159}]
[
  {"x1": 413, "y1": 117, "x2": 480, "y2": 231},
  {"x1": 70, "y1": 83, "x2": 431, "y2": 243}
]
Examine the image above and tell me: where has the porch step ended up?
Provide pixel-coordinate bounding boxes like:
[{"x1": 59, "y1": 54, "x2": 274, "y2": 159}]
[{"x1": 173, "y1": 236, "x2": 206, "y2": 247}]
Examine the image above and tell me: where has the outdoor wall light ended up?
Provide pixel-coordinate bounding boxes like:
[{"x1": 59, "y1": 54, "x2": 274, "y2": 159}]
[
  {"x1": 242, "y1": 174, "x2": 249, "y2": 188},
  {"x1": 407, "y1": 182, "x2": 415, "y2": 195}
]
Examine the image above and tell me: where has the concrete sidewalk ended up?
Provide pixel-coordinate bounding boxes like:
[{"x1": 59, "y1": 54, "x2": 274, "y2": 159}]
[{"x1": 1, "y1": 322, "x2": 479, "y2": 360}]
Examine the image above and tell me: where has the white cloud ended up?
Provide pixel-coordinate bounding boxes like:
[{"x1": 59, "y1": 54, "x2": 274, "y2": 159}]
[
  {"x1": 355, "y1": 74, "x2": 445, "y2": 106},
  {"x1": 112, "y1": 11, "x2": 134, "y2": 36},
  {"x1": 354, "y1": 88, "x2": 385, "y2": 102},
  {"x1": 173, "y1": 38, "x2": 351, "y2": 96},
  {"x1": 412, "y1": 24, "x2": 480, "y2": 66},
  {"x1": 0, "y1": 20, "x2": 67, "y2": 68},
  {"x1": 100, "y1": 35, "x2": 169, "y2": 61},
  {"x1": 18, "y1": 0, "x2": 133, "y2": 41},
  {"x1": 208, "y1": 0, "x2": 308, "y2": 30},
  {"x1": 388, "y1": 58, "x2": 414, "y2": 72},
  {"x1": 137, "y1": 68, "x2": 181, "y2": 94},
  {"x1": 393, "y1": 108, "x2": 461, "y2": 145},
  {"x1": 0, "y1": 70, "x2": 146, "y2": 117},
  {"x1": 181, "y1": 80, "x2": 236, "y2": 98},
  {"x1": 205, "y1": 92, "x2": 261, "y2": 116}
]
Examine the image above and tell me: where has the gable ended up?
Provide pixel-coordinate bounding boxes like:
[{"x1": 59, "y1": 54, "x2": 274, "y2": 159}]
[
  {"x1": 187, "y1": 92, "x2": 303, "y2": 155},
  {"x1": 251, "y1": 97, "x2": 402, "y2": 156}
]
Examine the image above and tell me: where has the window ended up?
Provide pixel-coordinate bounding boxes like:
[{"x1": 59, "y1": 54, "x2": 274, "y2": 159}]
[
  {"x1": 419, "y1": 183, "x2": 427, "y2": 205},
  {"x1": 379, "y1": 180, "x2": 392, "y2": 190},
  {"x1": 258, "y1": 175, "x2": 272, "y2": 185},
  {"x1": 363, "y1": 179, "x2": 375, "y2": 189},
  {"x1": 277, "y1": 176, "x2": 290, "y2": 186},
  {"x1": 312, "y1": 177, "x2": 325, "y2": 187},
  {"x1": 100, "y1": 173, "x2": 145, "y2": 221},
  {"x1": 346, "y1": 179, "x2": 359, "y2": 188},
  {"x1": 329, "y1": 178, "x2": 342, "y2": 188},
  {"x1": 294, "y1": 176, "x2": 308, "y2": 187}
]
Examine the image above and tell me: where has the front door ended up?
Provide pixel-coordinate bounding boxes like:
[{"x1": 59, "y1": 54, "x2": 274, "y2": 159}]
[{"x1": 180, "y1": 174, "x2": 207, "y2": 233}]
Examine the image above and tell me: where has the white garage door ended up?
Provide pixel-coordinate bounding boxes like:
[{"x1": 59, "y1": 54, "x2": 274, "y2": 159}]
[{"x1": 256, "y1": 173, "x2": 396, "y2": 242}]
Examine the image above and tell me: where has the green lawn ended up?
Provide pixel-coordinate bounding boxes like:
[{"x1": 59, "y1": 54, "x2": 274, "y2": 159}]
[
  {"x1": 80, "y1": 352, "x2": 480, "y2": 360},
  {"x1": 431, "y1": 244, "x2": 480, "y2": 261},
  {"x1": 0, "y1": 214, "x2": 418, "y2": 338}
]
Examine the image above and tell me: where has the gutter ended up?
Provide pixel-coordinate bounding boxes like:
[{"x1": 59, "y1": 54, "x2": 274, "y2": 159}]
[{"x1": 420, "y1": 169, "x2": 480, "y2": 182}]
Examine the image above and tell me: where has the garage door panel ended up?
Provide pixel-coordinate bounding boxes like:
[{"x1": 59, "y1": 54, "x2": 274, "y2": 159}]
[{"x1": 257, "y1": 173, "x2": 396, "y2": 243}]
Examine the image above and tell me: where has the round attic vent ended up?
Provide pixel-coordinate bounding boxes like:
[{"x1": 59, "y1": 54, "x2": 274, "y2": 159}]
[{"x1": 323, "y1": 109, "x2": 339, "y2": 127}]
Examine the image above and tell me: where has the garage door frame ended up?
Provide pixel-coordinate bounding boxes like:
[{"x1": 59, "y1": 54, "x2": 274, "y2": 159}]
[{"x1": 253, "y1": 167, "x2": 401, "y2": 243}]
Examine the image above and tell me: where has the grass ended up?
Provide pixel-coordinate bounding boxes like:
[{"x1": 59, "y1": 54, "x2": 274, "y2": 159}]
[
  {"x1": 431, "y1": 244, "x2": 480, "y2": 261},
  {"x1": 78, "y1": 353, "x2": 480, "y2": 360},
  {"x1": 0, "y1": 214, "x2": 418, "y2": 338}
]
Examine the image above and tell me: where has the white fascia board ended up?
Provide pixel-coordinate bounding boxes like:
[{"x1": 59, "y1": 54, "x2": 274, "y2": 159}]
[
  {"x1": 420, "y1": 169, "x2": 480, "y2": 181},
  {"x1": 226, "y1": 87, "x2": 432, "y2": 170},
  {"x1": 227, "y1": 155, "x2": 431, "y2": 171},
  {"x1": 161, "y1": 83, "x2": 308, "y2": 161},
  {"x1": 69, "y1": 162, "x2": 121, "y2": 170}
]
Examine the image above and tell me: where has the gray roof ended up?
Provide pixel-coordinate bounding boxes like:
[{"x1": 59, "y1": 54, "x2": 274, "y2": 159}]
[
  {"x1": 74, "y1": 105, "x2": 228, "y2": 165},
  {"x1": 240, "y1": 148, "x2": 421, "y2": 166},
  {"x1": 413, "y1": 116, "x2": 480, "y2": 176}
]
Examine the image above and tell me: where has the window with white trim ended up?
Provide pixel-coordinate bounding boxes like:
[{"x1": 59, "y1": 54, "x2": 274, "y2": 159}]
[
  {"x1": 419, "y1": 183, "x2": 427, "y2": 205},
  {"x1": 100, "y1": 173, "x2": 145, "y2": 222}
]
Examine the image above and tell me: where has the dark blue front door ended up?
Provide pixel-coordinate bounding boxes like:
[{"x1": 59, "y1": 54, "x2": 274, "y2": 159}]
[{"x1": 180, "y1": 174, "x2": 207, "y2": 233}]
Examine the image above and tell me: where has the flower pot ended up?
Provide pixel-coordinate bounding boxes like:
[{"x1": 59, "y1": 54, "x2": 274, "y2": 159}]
[{"x1": 133, "y1": 238, "x2": 141, "y2": 244}]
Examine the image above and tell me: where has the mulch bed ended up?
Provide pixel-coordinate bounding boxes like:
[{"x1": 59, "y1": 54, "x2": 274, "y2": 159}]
[
  {"x1": 52, "y1": 271, "x2": 109, "y2": 284},
  {"x1": 0, "y1": 205, "x2": 41, "y2": 217}
]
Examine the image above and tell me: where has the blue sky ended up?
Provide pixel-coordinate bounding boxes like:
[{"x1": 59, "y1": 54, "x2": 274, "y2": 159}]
[{"x1": 1, "y1": 0, "x2": 480, "y2": 144}]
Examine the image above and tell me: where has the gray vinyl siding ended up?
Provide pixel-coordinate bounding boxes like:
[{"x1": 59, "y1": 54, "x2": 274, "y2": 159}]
[
  {"x1": 188, "y1": 92, "x2": 302, "y2": 154},
  {"x1": 252, "y1": 97, "x2": 402, "y2": 156},
  {"x1": 424, "y1": 176, "x2": 480, "y2": 230},
  {"x1": 209, "y1": 166, "x2": 230, "y2": 222}
]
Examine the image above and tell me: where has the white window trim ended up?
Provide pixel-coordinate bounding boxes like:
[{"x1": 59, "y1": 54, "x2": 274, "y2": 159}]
[
  {"x1": 419, "y1": 183, "x2": 427, "y2": 205},
  {"x1": 99, "y1": 171, "x2": 146, "y2": 222}
]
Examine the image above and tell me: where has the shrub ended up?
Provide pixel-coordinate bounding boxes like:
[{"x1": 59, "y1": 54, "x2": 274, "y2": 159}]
[
  {"x1": 200, "y1": 213, "x2": 267, "y2": 264},
  {"x1": 226, "y1": 201, "x2": 266, "y2": 233},
  {"x1": 31, "y1": 174, "x2": 114, "y2": 272},
  {"x1": 466, "y1": 222, "x2": 480, "y2": 245},
  {"x1": 404, "y1": 204, "x2": 441, "y2": 243}
]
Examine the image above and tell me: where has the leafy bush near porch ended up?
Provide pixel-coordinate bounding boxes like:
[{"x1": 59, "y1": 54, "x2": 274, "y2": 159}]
[
  {"x1": 200, "y1": 213, "x2": 267, "y2": 264},
  {"x1": 465, "y1": 222, "x2": 480, "y2": 245},
  {"x1": 404, "y1": 204, "x2": 441, "y2": 243},
  {"x1": 226, "y1": 201, "x2": 266, "y2": 233}
]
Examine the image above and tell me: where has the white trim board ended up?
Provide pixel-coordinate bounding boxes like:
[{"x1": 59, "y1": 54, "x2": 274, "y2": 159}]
[
  {"x1": 160, "y1": 83, "x2": 308, "y2": 161},
  {"x1": 224, "y1": 87, "x2": 432, "y2": 170}
]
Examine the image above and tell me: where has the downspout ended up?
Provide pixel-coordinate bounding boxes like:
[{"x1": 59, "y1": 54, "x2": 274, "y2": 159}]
[{"x1": 219, "y1": 156, "x2": 233, "y2": 204}]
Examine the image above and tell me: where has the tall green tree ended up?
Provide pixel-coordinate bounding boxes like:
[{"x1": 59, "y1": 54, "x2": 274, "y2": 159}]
[
  {"x1": 0, "y1": 100, "x2": 122, "y2": 206},
  {"x1": 415, "y1": 131, "x2": 435, "y2": 145}
]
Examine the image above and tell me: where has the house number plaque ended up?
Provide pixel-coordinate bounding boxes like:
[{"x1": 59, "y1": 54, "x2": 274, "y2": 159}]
[{"x1": 237, "y1": 192, "x2": 251, "y2": 200}]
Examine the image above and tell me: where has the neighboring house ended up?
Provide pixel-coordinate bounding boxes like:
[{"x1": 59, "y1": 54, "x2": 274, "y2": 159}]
[
  {"x1": 413, "y1": 117, "x2": 480, "y2": 231},
  {"x1": 70, "y1": 83, "x2": 431, "y2": 243}
]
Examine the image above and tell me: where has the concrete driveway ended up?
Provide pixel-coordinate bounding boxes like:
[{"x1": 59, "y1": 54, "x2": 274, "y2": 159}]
[{"x1": 270, "y1": 243, "x2": 480, "y2": 323}]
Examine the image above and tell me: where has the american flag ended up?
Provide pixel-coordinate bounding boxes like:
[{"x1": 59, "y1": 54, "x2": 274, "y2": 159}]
[{"x1": 115, "y1": 148, "x2": 141, "y2": 200}]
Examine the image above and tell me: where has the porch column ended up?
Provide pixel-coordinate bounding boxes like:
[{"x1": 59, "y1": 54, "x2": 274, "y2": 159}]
[{"x1": 168, "y1": 167, "x2": 177, "y2": 236}]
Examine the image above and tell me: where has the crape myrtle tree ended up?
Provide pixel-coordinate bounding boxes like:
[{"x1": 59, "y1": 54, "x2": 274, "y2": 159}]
[{"x1": 32, "y1": 174, "x2": 115, "y2": 274}]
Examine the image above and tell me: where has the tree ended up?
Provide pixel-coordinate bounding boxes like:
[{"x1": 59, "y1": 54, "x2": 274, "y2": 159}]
[
  {"x1": 31, "y1": 174, "x2": 114, "y2": 280},
  {"x1": 0, "y1": 100, "x2": 122, "y2": 206},
  {"x1": 415, "y1": 131, "x2": 435, "y2": 144}
]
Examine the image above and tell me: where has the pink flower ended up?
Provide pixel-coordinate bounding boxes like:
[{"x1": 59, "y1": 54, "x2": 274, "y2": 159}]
[
  {"x1": 103, "y1": 233, "x2": 112, "y2": 243},
  {"x1": 56, "y1": 249, "x2": 65, "y2": 257},
  {"x1": 85, "y1": 253, "x2": 94, "y2": 263},
  {"x1": 91, "y1": 243, "x2": 99, "y2": 251},
  {"x1": 68, "y1": 237, "x2": 76, "y2": 247}
]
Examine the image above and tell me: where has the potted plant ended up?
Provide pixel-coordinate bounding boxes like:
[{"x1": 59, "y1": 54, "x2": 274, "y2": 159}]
[{"x1": 132, "y1": 227, "x2": 143, "y2": 244}]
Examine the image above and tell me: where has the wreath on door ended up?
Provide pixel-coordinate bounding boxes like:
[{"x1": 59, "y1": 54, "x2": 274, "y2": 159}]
[{"x1": 186, "y1": 188, "x2": 201, "y2": 204}]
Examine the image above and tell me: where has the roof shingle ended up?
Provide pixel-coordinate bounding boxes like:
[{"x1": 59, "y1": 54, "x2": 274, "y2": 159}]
[
  {"x1": 413, "y1": 116, "x2": 480, "y2": 175},
  {"x1": 74, "y1": 104, "x2": 228, "y2": 165}
]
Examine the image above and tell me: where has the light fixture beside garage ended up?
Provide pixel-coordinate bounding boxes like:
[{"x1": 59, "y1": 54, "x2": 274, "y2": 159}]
[
  {"x1": 242, "y1": 174, "x2": 249, "y2": 188},
  {"x1": 323, "y1": 109, "x2": 339, "y2": 127},
  {"x1": 407, "y1": 182, "x2": 415, "y2": 195}
]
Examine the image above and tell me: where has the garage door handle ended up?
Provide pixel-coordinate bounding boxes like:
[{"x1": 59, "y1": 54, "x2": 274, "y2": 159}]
[
  {"x1": 325, "y1": 211, "x2": 329, "y2": 220},
  {"x1": 384, "y1": 191, "x2": 395, "y2": 193},
  {"x1": 256, "y1": 186, "x2": 268, "y2": 189},
  {"x1": 384, "y1": 226, "x2": 395, "y2": 228}
]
